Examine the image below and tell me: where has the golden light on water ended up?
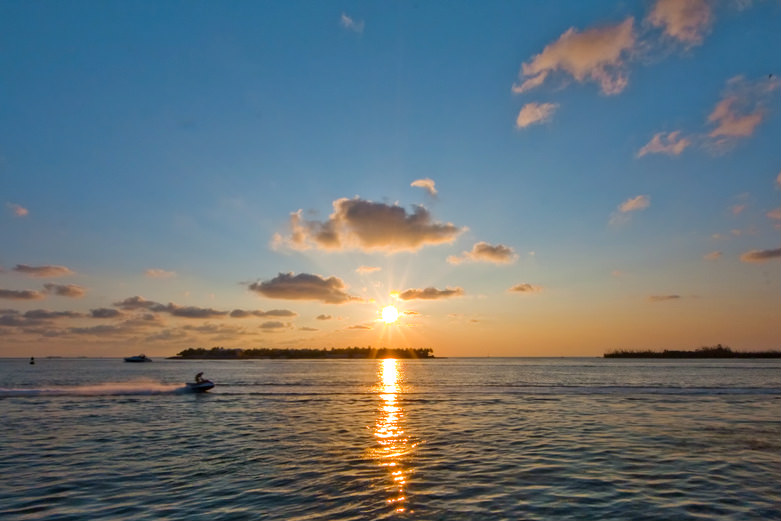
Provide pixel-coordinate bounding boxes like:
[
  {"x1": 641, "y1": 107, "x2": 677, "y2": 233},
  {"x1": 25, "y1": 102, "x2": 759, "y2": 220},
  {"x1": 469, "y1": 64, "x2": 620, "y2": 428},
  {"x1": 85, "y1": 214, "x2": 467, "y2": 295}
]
[{"x1": 370, "y1": 358, "x2": 416, "y2": 513}]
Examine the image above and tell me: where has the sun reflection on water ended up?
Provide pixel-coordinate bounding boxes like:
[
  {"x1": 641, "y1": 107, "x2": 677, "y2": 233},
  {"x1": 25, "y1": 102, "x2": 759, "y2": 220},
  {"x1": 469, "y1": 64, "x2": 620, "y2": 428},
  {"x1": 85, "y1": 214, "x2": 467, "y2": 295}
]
[{"x1": 371, "y1": 358, "x2": 416, "y2": 514}]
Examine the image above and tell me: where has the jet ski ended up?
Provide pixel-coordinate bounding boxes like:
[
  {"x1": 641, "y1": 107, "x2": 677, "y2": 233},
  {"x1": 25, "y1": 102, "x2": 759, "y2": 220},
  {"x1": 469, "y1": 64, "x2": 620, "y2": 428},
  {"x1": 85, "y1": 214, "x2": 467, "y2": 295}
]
[{"x1": 186, "y1": 379, "x2": 215, "y2": 393}]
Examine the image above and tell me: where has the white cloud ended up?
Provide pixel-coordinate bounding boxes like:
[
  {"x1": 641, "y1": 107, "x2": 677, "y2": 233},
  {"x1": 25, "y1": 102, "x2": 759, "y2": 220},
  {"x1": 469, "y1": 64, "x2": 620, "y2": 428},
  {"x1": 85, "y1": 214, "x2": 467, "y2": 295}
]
[
  {"x1": 411, "y1": 178, "x2": 438, "y2": 197},
  {"x1": 647, "y1": 0, "x2": 712, "y2": 47},
  {"x1": 637, "y1": 131, "x2": 691, "y2": 157},
  {"x1": 515, "y1": 102, "x2": 559, "y2": 128},
  {"x1": 610, "y1": 195, "x2": 650, "y2": 225},
  {"x1": 513, "y1": 18, "x2": 636, "y2": 95},
  {"x1": 340, "y1": 13, "x2": 364, "y2": 34}
]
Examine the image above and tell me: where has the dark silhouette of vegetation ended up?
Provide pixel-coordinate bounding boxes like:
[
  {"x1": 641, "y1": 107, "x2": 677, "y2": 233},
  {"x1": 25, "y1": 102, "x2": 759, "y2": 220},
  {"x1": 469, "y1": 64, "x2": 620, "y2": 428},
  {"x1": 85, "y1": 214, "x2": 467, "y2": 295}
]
[
  {"x1": 604, "y1": 344, "x2": 780, "y2": 358},
  {"x1": 169, "y1": 346, "x2": 435, "y2": 360}
]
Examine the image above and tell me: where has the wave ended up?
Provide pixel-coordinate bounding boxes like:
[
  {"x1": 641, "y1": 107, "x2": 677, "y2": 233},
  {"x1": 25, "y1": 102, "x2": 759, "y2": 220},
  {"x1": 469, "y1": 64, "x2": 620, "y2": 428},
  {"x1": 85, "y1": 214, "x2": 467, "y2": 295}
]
[{"x1": 0, "y1": 380, "x2": 192, "y2": 397}]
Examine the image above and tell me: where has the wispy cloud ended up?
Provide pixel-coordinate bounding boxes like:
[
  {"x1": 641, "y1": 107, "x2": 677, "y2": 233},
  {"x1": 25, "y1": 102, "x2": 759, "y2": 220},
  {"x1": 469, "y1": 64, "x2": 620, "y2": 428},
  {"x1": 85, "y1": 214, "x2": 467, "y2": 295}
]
[
  {"x1": 13, "y1": 264, "x2": 75, "y2": 278},
  {"x1": 316, "y1": 314, "x2": 332, "y2": 321},
  {"x1": 703, "y1": 251, "x2": 722, "y2": 260},
  {"x1": 513, "y1": 17, "x2": 636, "y2": 95},
  {"x1": 340, "y1": 13, "x2": 364, "y2": 34},
  {"x1": 637, "y1": 130, "x2": 691, "y2": 157},
  {"x1": 6, "y1": 203, "x2": 28, "y2": 217},
  {"x1": 515, "y1": 102, "x2": 559, "y2": 128},
  {"x1": 508, "y1": 283, "x2": 543, "y2": 294},
  {"x1": 355, "y1": 265, "x2": 381, "y2": 274},
  {"x1": 397, "y1": 287, "x2": 464, "y2": 300},
  {"x1": 705, "y1": 76, "x2": 780, "y2": 149},
  {"x1": 273, "y1": 197, "x2": 464, "y2": 253},
  {"x1": 411, "y1": 178, "x2": 438, "y2": 197},
  {"x1": 145, "y1": 268, "x2": 177, "y2": 279},
  {"x1": 229, "y1": 309, "x2": 297, "y2": 318},
  {"x1": 448, "y1": 242, "x2": 518, "y2": 265},
  {"x1": 647, "y1": 0, "x2": 712, "y2": 47},
  {"x1": 648, "y1": 294, "x2": 681, "y2": 302},
  {"x1": 249, "y1": 272, "x2": 361, "y2": 304},
  {"x1": 740, "y1": 248, "x2": 781, "y2": 263},
  {"x1": 610, "y1": 195, "x2": 650, "y2": 226}
]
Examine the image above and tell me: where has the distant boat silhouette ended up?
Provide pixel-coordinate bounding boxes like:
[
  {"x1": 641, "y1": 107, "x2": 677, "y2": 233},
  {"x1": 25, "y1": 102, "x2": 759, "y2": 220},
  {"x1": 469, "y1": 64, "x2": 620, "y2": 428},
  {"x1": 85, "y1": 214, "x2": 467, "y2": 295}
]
[
  {"x1": 30, "y1": 357, "x2": 35, "y2": 365},
  {"x1": 124, "y1": 354, "x2": 152, "y2": 362}
]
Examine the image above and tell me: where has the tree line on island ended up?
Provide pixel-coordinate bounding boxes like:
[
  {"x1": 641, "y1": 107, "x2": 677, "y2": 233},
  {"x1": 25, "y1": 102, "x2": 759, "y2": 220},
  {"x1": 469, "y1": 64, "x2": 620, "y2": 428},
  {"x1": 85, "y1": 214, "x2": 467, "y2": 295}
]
[
  {"x1": 170, "y1": 346, "x2": 435, "y2": 360},
  {"x1": 604, "y1": 344, "x2": 780, "y2": 358}
]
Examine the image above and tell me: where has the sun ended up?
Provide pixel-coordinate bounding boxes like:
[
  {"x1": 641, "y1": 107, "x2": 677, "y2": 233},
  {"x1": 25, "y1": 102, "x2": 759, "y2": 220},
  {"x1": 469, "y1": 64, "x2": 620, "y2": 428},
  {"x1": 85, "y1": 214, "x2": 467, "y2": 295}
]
[{"x1": 381, "y1": 305, "x2": 400, "y2": 324}]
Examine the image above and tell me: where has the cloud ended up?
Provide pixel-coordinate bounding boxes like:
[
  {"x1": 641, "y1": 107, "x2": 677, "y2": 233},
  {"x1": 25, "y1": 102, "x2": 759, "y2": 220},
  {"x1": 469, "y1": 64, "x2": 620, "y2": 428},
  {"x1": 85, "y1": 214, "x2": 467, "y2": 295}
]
[
  {"x1": 397, "y1": 286, "x2": 464, "y2": 300},
  {"x1": 708, "y1": 96, "x2": 763, "y2": 138},
  {"x1": 647, "y1": 0, "x2": 712, "y2": 47},
  {"x1": 299, "y1": 327, "x2": 318, "y2": 332},
  {"x1": 648, "y1": 294, "x2": 681, "y2": 302},
  {"x1": 164, "y1": 304, "x2": 228, "y2": 319},
  {"x1": 114, "y1": 296, "x2": 159, "y2": 310},
  {"x1": 6, "y1": 203, "x2": 28, "y2": 217},
  {"x1": 260, "y1": 321, "x2": 288, "y2": 330},
  {"x1": 447, "y1": 242, "x2": 518, "y2": 265},
  {"x1": 356, "y1": 266, "x2": 381, "y2": 274},
  {"x1": 0, "y1": 289, "x2": 45, "y2": 300},
  {"x1": 636, "y1": 131, "x2": 691, "y2": 157},
  {"x1": 610, "y1": 195, "x2": 650, "y2": 226},
  {"x1": 767, "y1": 208, "x2": 781, "y2": 221},
  {"x1": 347, "y1": 324, "x2": 372, "y2": 330},
  {"x1": 515, "y1": 102, "x2": 559, "y2": 128},
  {"x1": 740, "y1": 248, "x2": 781, "y2": 263},
  {"x1": 274, "y1": 197, "x2": 464, "y2": 253},
  {"x1": 340, "y1": 13, "x2": 364, "y2": 33},
  {"x1": 411, "y1": 178, "x2": 438, "y2": 197},
  {"x1": 508, "y1": 283, "x2": 543, "y2": 294},
  {"x1": 91, "y1": 308, "x2": 123, "y2": 318},
  {"x1": 776, "y1": 171, "x2": 781, "y2": 188},
  {"x1": 249, "y1": 272, "x2": 360, "y2": 304},
  {"x1": 703, "y1": 251, "x2": 722, "y2": 260},
  {"x1": 13, "y1": 264, "x2": 75, "y2": 278},
  {"x1": 316, "y1": 314, "x2": 332, "y2": 321},
  {"x1": 145, "y1": 269, "x2": 177, "y2": 279},
  {"x1": 43, "y1": 283, "x2": 86, "y2": 298},
  {"x1": 513, "y1": 17, "x2": 636, "y2": 95},
  {"x1": 229, "y1": 309, "x2": 297, "y2": 318}
]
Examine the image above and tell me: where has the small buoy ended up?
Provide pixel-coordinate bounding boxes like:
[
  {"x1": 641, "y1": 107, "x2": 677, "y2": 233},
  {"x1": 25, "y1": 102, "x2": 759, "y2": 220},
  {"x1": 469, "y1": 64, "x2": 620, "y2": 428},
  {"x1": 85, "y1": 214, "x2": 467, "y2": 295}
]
[{"x1": 30, "y1": 357, "x2": 35, "y2": 365}]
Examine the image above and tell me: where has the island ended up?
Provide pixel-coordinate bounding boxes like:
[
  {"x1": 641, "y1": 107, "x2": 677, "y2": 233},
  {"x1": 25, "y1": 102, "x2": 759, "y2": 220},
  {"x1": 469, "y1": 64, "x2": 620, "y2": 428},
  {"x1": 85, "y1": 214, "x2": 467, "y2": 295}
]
[
  {"x1": 604, "y1": 344, "x2": 780, "y2": 359},
  {"x1": 169, "y1": 346, "x2": 435, "y2": 360}
]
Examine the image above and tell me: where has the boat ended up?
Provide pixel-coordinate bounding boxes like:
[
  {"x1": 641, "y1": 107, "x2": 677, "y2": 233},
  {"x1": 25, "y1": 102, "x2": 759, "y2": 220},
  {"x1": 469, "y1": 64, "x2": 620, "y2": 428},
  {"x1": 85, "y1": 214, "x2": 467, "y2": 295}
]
[
  {"x1": 186, "y1": 379, "x2": 215, "y2": 393},
  {"x1": 124, "y1": 354, "x2": 152, "y2": 362}
]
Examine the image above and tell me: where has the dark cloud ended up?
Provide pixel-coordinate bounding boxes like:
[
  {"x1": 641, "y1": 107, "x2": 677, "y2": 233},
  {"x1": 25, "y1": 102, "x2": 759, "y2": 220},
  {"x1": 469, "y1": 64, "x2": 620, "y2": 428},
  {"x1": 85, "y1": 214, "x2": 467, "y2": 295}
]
[
  {"x1": 448, "y1": 242, "x2": 518, "y2": 265},
  {"x1": 91, "y1": 308, "x2": 123, "y2": 319},
  {"x1": 0, "y1": 289, "x2": 45, "y2": 300},
  {"x1": 316, "y1": 314, "x2": 332, "y2": 320},
  {"x1": 398, "y1": 287, "x2": 464, "y2": 300},
  {"x1": 13, "y1": 264, "x2": 74, "y2": 278},
  {"x1": 230, "y1": 308, "x2": 297, "y2": 318},
  {"x1": 347, "y1": 324, "x2": 372, "y2": 330},
  {"x1": 43, "y1": 283, "x2": 86, "y2": 298},
  {"x1": 249, "y1": 273, "x2": 360, "y2": 304},
  {"x1": 648, "y1": 295, "x2": 681, "y2": 302},
  {"x1": 299, "y1": 327, "x2": 318, "y2": 331},
  {"x1": 740, "y1": 247, "x2": 781, "y2": 263},
  {"x1": 260, "y1": 321, "x2": 287, "y2": 330},
  {"x1": 113, "y1": 296, "x2": 160, "y2": 310},
  {"x1": 276, "y1": 197, "x2": 463, "y2": 253},
  {"x1": 24, "y1": 309, "x2": 82, "y2": 319}
]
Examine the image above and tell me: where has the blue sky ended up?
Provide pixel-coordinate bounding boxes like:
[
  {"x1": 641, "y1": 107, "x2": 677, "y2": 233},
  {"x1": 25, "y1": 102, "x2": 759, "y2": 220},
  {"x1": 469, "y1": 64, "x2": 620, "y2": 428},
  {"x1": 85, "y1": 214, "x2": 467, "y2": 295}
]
[{"x1": 1, "y1": 0, "x2": 779, "y2": 357}]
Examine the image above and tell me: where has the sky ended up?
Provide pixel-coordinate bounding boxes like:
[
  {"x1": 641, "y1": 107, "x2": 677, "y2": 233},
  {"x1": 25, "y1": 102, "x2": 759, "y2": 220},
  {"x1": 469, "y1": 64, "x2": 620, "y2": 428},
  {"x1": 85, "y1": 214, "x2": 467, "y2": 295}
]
[{"x1": 1, "y1": 0, "x2": 780, "y2": 358}]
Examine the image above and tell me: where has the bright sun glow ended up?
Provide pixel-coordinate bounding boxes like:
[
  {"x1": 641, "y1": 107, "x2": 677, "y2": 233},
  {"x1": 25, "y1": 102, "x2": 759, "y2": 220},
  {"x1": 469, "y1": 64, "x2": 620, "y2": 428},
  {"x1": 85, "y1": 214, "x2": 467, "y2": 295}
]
[{"x1": 381, "y1": 305, "x2": 400, "y2": 324}]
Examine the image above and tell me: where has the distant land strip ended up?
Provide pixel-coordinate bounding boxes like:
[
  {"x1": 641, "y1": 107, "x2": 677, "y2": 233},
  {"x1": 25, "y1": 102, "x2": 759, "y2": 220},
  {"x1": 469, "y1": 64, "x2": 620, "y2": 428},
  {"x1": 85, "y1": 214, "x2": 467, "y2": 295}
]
[
  {"x1": 604, "y1": 345, "x2": 780, "y2": 359},
  {"x1": 169, "y1": 346, "x2": 435, "y2": 360}
]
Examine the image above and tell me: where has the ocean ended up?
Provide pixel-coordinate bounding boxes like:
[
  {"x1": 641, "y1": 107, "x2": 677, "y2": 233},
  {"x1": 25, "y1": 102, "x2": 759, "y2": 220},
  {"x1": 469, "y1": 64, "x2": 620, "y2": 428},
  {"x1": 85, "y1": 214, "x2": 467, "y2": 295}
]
[{"x1": 1, "y1": 357, "x2": 779, "y2": 520}]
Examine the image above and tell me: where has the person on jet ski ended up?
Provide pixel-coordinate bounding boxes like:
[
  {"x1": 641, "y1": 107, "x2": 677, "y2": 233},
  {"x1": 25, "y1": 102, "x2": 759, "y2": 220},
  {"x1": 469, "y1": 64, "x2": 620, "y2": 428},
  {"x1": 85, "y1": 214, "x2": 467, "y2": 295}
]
[{"x1": 195, "y1": 372, "x2": 205, "y2": 383}]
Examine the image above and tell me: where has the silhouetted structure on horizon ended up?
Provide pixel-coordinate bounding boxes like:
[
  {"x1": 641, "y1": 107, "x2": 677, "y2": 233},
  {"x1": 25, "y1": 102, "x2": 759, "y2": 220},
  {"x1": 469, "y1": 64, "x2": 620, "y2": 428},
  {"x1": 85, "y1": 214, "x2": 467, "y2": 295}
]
[{"x1": 604, "y1": 344, "x2": 780, "y2": 358}]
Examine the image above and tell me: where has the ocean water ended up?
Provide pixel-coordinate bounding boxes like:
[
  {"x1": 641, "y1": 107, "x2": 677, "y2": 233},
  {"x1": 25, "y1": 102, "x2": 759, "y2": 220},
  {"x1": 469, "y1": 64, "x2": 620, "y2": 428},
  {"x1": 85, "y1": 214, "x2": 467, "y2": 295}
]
[{"x1": 1, "y1": 357, "x2": 779, "y2": 520}]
